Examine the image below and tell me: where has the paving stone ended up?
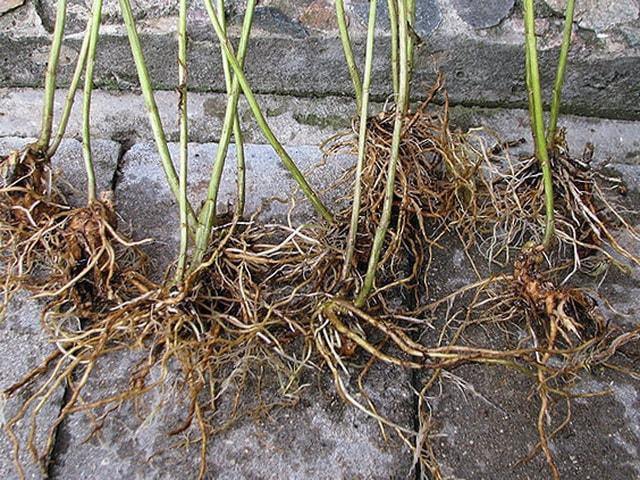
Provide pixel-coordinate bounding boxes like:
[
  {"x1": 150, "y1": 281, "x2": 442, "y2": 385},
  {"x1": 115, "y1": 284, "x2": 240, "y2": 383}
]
[
  {"x1": 427, "y1": 363, "x2": 640, "y2": 478},
  {"x1": 449, "y1": 106, "x2": 640, "y2": 167},
  {"x1": 0, "y1": 292, "x2": 64, "y2": 480},
  {"x1": 0, "y1": 136, "x2": 120, "y2": 207},
  {"x1": 116, "y1": 141, "x2": 354, "y2": 278},
  {"x1": 47, "y1": 140, "x2": 415, "y2": 479},
  {"x1": 450, "y1": 0, "x2": 515, "y2": 29},
  {"x1": 49, "y1": 350, "x2": 415, "y2": 479},
  {"x1": 420, "y1": 219, "x2": 640, "y2": 477},
  {"x1": 4, "y1": 90, "x2": 640, "y2": 161}
]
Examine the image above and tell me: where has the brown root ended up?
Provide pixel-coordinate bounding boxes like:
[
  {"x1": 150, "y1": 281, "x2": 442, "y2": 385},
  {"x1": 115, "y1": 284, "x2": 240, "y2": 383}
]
[
  {"x1": 326, "y1": 76, "x2": 489, "y2": 301},
  {"x1": 481, "y1": 132, "x2": 640, "y2": 274}
]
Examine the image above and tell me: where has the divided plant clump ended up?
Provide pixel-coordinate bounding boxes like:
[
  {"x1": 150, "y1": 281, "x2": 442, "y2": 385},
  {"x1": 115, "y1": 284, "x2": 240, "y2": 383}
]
[{"x1": 1, "y1": 0, "x2": 639, "y2": 479}]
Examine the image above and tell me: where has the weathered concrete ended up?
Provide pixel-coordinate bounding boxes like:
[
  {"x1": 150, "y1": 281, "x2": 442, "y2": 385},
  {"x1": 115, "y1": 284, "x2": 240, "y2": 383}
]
[
  {"x1": 45, "y1": 140, "x2": 415, "y2": 480},
  {"x1": 429, "y1": 364, "x2": 640, "y2": 478},
  {"x1": 116, "y1": 141, "x2": 354, "y2": 278},
  {"x1": 3, "y1": 88, "x2": 640, "y2": 159},
  {"x1": 49, "y1": 351, "x2": 415, "y2": 479},
  {"x1": 1, "y1": 0, "x2": 640, "y2": 119},
  {"x1": 0, "y1": 292, "x2": 63, "y2": 480},
  {"x1": 0, "y1": 88, "x2": 356, "y2": 145},
  {"x1": 0, "y1": 136, "x2": 120, "y2": 206},
  {"x1": 1, "y1": 103, "x2": 639, "y2": 478}
]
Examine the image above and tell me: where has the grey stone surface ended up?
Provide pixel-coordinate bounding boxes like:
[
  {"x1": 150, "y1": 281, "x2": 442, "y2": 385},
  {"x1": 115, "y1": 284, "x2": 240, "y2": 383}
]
[
  {"x1": 451, "y1": 0, "x2": 515, "y2": 29},
  {"x1": 1, "y1": 89, "x2": 639, "y2": 479},
  {"x1": 0, "y1": 88, "x2": 356, "y2": 146},
  {"x1": 4, "y1": 89, "x2": 640, "y2": 159},
  {"x1": 429, "y1": 364, "x2": 640, "y2": 478},
  {"x1": 448, "y1": 106, "x2": 640, "y2": 168},
  {"x1": 46, "y1": 139, "x2": 414, "y2": 479},
  {"x1": 2, "y1": 0, "x2": 640, "y2": 119},
  {"x1": 545, "y1": 0, "x2": 640, "y2": 32},
  {"x1": 116, "y1": 141, "x2": 354, "y2": 278},
  {"x1": 420, "y1": 224, "x2": 640, "y2": 477},
  {"x1": 350, "y1": 0, "x2": 442, "y2": 38},
  {"x1": 0, "y1": 292, "x2": 64, "y2": 480},
  {"x1": 0, "y1": 136, "x2": 120, "y2": 207},
  {"x1": 49, "y1": 350, "x2": 415, "y2": 479}
]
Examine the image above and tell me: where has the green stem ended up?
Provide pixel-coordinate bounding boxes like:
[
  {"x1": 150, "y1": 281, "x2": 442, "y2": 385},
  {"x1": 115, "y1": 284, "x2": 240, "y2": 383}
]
[
  {"x1": 204, "y1": 5, "x2": 334, "y2": 224},
  {"x1": 355, "y1": 0, "x2": 409, "y2": 307},
  {"x1": 524, "y1": 0, "x2": 555, "y2": 249},
  {"x1": 175, "y1": 0, "x2": 189, "y2": 283},
  {"x1": 48, "y1": 18, "x2": 93, "y2": 158},
  {"x1": 343, "y1": 0, "x2": 378, "y2": 280},
  {"x1": 37, "y1": 0, "x2": 67, "y2": 150},
  {"x1": 81, "y1": 0, "x2": 103, "y2": 205},
  {"x1": 214, "y1": 0, "x2": 247, "y2": 220},
  {"x1": 191, "y1": 0, "x2": 255, "y2": 269},
  {"x1": 546, "y1": 0, "x2": 575, "y2": 147},
  {"x1": 233, "y1": 120, "x2": 246, "y2": 219},
  {"x1": 118, "y1": 0, "x2": 197, "y2": 227},
  {"x1": 405, "y1": 0, "x2": 416, "y2": 109},
  {"x1": 336, "y1": 0, "x2": 362, "y2": 110},
  {"x1": 387, "y1": 0, "x2": 399, "y2": 98}
]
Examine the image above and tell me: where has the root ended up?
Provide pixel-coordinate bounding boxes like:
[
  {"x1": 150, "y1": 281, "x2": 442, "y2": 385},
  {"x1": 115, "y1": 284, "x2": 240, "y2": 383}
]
[
  {"x1": 326, "y1": 76, "x2": 489, "y2": 302},
  {"x1": 3, "y1": 80, "x2": 639, "y2": 479},
  {"x1": 481, "y1": 133, "x2": 640, "y2": 274}
]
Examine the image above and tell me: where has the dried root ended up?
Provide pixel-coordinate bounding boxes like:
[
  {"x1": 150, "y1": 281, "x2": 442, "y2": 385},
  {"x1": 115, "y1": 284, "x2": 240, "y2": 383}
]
[
  {"x1": 326, "y1": 77, "x2": 489, "y2": 300},
  {"x1": 481, "y1": 132, "x2": 640, "y2": 274},
  {"x1": 416, "y1": 243, "x2": 640, "y2": 478}
]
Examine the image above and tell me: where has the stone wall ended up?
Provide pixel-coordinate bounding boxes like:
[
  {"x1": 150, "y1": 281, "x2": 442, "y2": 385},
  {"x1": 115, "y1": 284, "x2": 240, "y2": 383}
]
[{"x1": 1, "y1": 0, "x2": 639, "y2": 119}]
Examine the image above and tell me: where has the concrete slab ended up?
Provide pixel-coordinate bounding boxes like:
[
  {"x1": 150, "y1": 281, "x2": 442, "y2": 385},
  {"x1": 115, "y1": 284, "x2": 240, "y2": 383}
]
[
  {"x1": 49, "y1": 351, "x2": 415, "y2": 479},
  {"x1": 0, "y1": 136, "x2": 120, "y2": 207},
  {"x1": 0, "y1": 292, "x2": 64, "y2": 480},
  {"x1": 0, "y1": 88, "x2": 356, "y2": 145},
  {"x1": 430, "y1": 364, "x2": 640, "y2": 479},
  {"x1": 116, "y1": 141, "x2": 354, "y2": 278},
  {"x1": 47, "y1": 140, "x2": 416, "y2": 480},
  {"x1": 1, "y1": 104, "x2": 639, "y2": 479}
]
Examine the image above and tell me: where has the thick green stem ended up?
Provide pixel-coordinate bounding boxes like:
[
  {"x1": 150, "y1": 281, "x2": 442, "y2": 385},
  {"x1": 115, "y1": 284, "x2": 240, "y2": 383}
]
[
  {"x1": 355, "y1": 0, "x2": 409, "y2": 307},
  {"x1": 336, "y1": 0, "x2": 362, "y2": 110},
  {"x1": 404, "y1": 0, "x2": 416, "y2": 109},
  {"x1": 524, "y1": 0, "x2": 555, "y2": 249},
  {"x1": 175, "y1": 0, "x2": 189, "y2": 282},
  {"x1": 118, "y1": 0, "x2": 197, "y2": 227},
  {"x1": 37, "y1": 0, "x2": 67, "y2": 150},
  {"x1": 547, "y1": 0, "x2": 575, "y2": 147},
  {"x1": 81, "y1": 0, "x2": 103, "y2": 205},
  {"x1": 191, "y1": 0, "x2": 255, "y2": 269},
  {"x1": 387, "y1": 0, "x2": 399, "y2": 98},
  {"x1": 215, "y1": 0, "x2": 247, "y2": 220},
  {"x1": 204, "y1": 5, "x2": 334, "y2": 224},
  {"x1": 48, "y1": 19, "x2": 93, "y2": 158},
  {"x1": 343, "y1": 0, "x2": 378, "y2": 280}
]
